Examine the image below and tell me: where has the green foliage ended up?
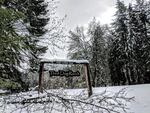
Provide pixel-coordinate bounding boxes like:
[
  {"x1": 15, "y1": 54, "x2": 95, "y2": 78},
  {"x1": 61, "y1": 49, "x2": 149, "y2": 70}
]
[
  {"x1": 0, "y1": 8, "x2": 25, "y2": 65},
  {"x1": 0, "y1": 0, "x2": 63, "y2": 91},
  {"x1": 0, "y1": 8, "x2": 24, "y2": 25},
  {"x1": 23, "y1": 0, "x2": 49, "y2": 72},
  {"x1": 0, "y1": 1, "x2": 28, "y2": 91},
  {"x1": 0, "y1": 78, "x2": 21, "y2": 90},
  {"x1": 0, "y1": 0, "x2": 4, "y2": 4}
]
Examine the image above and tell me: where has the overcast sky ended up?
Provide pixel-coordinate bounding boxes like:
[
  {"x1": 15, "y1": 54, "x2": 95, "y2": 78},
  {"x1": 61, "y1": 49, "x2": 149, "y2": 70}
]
[
  {"x1": 45, "y1": 0, "x2": 135, "y2": 59},
  {"x1": 56, "y1": 0, "x2": 134, "y2": 31}
]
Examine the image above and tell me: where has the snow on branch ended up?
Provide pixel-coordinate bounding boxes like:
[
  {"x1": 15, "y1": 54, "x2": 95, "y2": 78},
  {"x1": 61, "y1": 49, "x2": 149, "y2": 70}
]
[
  {"x1": 0, "y1": 88, "x2": 134, "y2": 113},
  {"x1": 40, "y1": 58, "x2": 89, "y2": 64}
]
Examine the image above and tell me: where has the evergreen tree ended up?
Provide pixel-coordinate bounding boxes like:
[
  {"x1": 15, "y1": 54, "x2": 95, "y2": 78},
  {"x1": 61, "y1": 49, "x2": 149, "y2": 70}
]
[
  {"x1": 90, "y1": 25, "x2": 107, "y2": 87},
  {"x1": 0, "y1": 0, "x2": 65, "y2": 90},
  {"x1": 126, "y1": 4, "x2": 137, "y2": 84},
  {"x1": 128, "y1": 0, "x2": 150, "y2": 83},
  {"x1": 68, "y1": 19, "x2": 110, "y2": 87},
  {"x1": 108, "y1": 0, "x2": 129, "y2": 85},
  {"x1": 109, "y1": 0, "x2": 150, "y2": 85},
  {"x1": 0, "y1": 0, "x2": 28, "y2": 90},
  {"x1": 26, "y1": 0, "x2": 49, "y2": 72}
]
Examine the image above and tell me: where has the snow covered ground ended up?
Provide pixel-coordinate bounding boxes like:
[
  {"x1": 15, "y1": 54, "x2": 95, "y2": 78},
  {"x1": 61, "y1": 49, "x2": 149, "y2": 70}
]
[
  {"x1": 93, "y1": 84, "x2": 150, "y2": 113},
  {"x1": 0, "y1": 84, "x2": 150, "y2": 113},
  {"x1": 122, "y1": 84, "x2": 150, "y2": 113},
  {"x1": 64, "y1": 84, "x2": 150, "y2": 113}
]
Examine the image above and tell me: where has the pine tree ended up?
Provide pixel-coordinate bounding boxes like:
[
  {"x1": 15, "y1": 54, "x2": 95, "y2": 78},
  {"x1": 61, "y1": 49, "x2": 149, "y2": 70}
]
[
  {"x1": 109, "y1": 0, "x2": 150, "y2": 85},
  {"x1": 1, "y1": 0, "x2": 49, "y2": 72},
  {"x1": 90, "y1": 25, "x2": 107, "y2": 87},
  {"x1": 126, "y1": 4, "x2": 137, "y2": 84},
  {"x1": 0, "y1": 0, "x2": 28, "y2": 90},
  {"x1": 108, "y1": 0, "x2": 129, "y2": 85},
  {"x1": 128, "y1": 0, "x2": 150, "y2": 83},
  {"x1": 26, "y1": 0, "x2": 49, "y2": 72}
]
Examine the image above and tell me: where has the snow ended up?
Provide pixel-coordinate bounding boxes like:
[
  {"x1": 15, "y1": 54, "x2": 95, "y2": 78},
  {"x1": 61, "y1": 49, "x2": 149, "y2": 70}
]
[
  {"x1": 93, "y1": 84, "x2": 150, "y2": 113},
  {"x1": 0, "y1": 89, "x2": 9, "y2": 94},
  {"x1": 0, "y1": 84, "x2": 150, "y2": 113},
  {"x1": 40, "y1": 58, "x2": 89, "y2": 64},
  {"x1": 127, "y1": 84, "x2": 150, "y2": 113},
  {"x1": 62, "y1": 84, "x2": 150, "y2": 113}
]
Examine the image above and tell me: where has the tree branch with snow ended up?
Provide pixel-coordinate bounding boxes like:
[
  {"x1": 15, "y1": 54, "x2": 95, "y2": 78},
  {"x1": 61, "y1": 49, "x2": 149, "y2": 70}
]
[{"x1": 0, "y1": 88, "x2": 134, "y2": 113}]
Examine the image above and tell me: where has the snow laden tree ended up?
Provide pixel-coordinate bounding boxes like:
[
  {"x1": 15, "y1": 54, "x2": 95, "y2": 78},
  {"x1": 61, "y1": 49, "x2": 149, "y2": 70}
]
[
  {"x1": 68, "y1": 26, "x2": 91, "y2": 60},
  {"x1": 0, "y1": 0, "x2": 29, "y2": 90},
  {"x1": 90, "y1": 24, "x2": 108, "y2": 87},
  {"x1": 25, "y1": 0, "x2": 49, "y2": 72},
  {"x1": 0, "y1": 0, "x2": 65, "y2": 90},
  {"x1": 109, "y1": 0, "x2": 150, "y2": 85},
  {"x1": 67, "y1": 26, "x2": 91, "y2": 88},
  {"x1": 108, "y1": 0, "x2": 129, "y2": 85},
  {"x1": 15, "y1": 0, "x2": 65, "y2": 87},
  {"x1": 128, "y1": 0, "x2": 150, "y2": 84},
  {"x1": 68, "y1": 18, "x2": 110, "y2": 87},
  {"x1": 127, "y1": 3, "x2": 141, "y2": 84}
]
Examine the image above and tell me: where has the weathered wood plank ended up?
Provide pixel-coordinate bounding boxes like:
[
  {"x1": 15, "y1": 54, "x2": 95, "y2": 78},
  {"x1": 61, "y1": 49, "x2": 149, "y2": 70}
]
[{"x1": 38, "y1": 63, "x2": 44, "y2": 93}]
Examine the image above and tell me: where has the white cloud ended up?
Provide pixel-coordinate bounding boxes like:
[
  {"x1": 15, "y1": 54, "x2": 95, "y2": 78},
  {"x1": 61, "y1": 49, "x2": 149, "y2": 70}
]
[
  {"x1": 97, "y1": 6, "x2": 116, "y2": 25},
  {"x1": 56, "y1": 0, "x2": 114, "y2": 30}
]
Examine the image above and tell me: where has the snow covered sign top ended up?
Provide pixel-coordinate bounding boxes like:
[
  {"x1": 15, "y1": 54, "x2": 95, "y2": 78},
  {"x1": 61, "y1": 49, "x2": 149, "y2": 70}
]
[{"x1": 40, "y1": 59, "x2": 89, "y2": 64}]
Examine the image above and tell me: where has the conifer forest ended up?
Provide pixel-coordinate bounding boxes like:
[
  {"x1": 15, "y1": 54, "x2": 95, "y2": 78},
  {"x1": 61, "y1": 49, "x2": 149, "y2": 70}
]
[{"x1": 0, "y1": 0, "x2": 150, "y2": 113}]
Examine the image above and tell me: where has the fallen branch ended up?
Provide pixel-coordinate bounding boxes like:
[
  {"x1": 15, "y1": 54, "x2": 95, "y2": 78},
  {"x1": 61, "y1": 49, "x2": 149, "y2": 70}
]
[{"x1": 0, "y1": 88, "x2": 134, "y2": 113}]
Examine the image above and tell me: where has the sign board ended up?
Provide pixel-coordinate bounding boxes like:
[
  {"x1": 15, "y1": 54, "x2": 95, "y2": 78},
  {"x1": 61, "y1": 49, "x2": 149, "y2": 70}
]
[
  {"x1": 49, "y1": 70, "x2": 80, "y2": 77},
  {"x1": 38, "y1": 59, "x2": 92, "y2": 97}
]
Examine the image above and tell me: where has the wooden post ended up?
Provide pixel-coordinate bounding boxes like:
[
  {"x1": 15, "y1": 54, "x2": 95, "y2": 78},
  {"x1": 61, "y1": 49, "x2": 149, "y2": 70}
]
[
  {"x1": 84, "y1": 64, "x2": 92, "y2": 97},
  {"x1": 38, "y1": 63, "x2": 44, "y2": 93}
]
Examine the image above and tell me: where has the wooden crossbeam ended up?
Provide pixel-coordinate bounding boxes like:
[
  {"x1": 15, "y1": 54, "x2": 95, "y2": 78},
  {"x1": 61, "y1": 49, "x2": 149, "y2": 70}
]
[{"x1": 40, "y1": 59, "x2": 89, "y2": 64}]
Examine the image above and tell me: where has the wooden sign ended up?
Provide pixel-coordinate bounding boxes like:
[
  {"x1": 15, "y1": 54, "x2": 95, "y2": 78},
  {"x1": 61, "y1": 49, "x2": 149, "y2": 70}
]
[
  {"x1": 39, "y1": 59, "x2": 93, "y2": 97},
  {"x1": 49, "y1": 70, "x2": 80, "y2": 77}
]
